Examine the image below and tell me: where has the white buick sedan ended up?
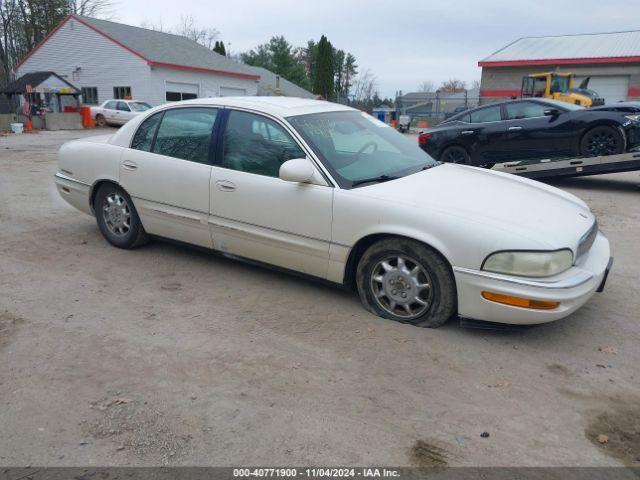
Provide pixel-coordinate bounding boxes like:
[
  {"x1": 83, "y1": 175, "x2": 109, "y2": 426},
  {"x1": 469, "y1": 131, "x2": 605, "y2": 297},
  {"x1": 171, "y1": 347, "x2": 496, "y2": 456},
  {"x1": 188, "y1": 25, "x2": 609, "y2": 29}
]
[{"x1": 55, "y1": 97, "x2": 612, "y2": 327}]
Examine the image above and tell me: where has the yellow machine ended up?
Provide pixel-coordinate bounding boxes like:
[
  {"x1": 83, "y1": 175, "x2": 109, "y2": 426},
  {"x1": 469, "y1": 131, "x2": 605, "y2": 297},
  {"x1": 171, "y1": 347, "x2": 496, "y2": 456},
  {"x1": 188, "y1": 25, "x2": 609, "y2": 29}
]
[{"x1": 521, "y1": 72, "x2": 604, "y2": 107}]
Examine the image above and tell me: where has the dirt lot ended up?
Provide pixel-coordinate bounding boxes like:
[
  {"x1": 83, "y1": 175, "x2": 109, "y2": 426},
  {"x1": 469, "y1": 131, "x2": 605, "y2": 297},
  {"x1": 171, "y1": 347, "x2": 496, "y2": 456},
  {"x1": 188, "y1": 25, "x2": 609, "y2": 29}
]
[{"x1": 0, "y1": 129, "x2": 639, "y2": 467}]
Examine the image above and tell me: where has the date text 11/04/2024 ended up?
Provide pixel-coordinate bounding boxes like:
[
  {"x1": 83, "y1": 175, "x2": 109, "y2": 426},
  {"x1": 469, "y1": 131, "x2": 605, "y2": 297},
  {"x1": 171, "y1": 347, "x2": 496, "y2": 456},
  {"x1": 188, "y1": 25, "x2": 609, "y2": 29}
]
[{"x1": 233, "y1": 468, "x2": 401, "y2": 478}]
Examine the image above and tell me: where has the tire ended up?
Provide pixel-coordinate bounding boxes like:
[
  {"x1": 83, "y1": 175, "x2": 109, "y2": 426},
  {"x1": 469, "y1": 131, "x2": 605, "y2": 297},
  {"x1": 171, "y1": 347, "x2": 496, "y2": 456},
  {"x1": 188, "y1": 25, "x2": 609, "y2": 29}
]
[
  {"x1": 440, "y1": 145, "x2": 470, "y2": 165},
  {"x1": 580, "y1": 126, "x2": 624, "y2": 157},
  {"x1": 94, "y1": 184, "x2": 148, "y2": 249},
  {"x1": 356, "y1": 238, "x2": 457, "y2": 328},
  {"x1": 95, "y1": 114, "x2": 106, "y2": 127}
]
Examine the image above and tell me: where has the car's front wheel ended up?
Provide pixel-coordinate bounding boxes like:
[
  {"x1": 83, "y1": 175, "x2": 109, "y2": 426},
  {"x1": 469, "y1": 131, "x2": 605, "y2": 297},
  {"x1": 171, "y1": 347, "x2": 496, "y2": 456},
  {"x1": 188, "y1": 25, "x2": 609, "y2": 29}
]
[
  {"x1": 356, "y1": 238, "x2": 457, "y2": 327},
  {"x1": 580, "y1": 126, "x2": 624, "y2": 157},
  {"x1": 94, "y1": 183, "x2": 148, "y2": 249}
]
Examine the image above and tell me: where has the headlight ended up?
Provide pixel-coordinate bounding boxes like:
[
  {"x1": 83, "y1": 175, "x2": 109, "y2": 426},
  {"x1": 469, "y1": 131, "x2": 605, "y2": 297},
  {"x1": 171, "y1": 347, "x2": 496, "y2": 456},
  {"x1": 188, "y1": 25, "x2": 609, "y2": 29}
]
[
  {"x1": 482, "y1": 250, "x2": 573, "y2": 277},
  {"x1": 624, "y1": 114, "x2": 640, "y2": 122}
]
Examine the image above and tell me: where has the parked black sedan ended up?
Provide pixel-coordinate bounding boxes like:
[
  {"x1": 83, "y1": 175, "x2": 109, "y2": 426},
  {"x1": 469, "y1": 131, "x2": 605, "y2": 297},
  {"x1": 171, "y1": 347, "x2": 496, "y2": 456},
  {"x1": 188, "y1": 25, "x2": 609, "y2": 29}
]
[{"x1": 418, "y1": 98, "x2": 640, "y2": 167}]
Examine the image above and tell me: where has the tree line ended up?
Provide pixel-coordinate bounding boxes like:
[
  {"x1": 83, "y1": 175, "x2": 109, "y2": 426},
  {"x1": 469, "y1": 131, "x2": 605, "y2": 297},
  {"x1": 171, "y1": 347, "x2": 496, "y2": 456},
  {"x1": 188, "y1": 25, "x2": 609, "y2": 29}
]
[
  {"x1": 240, "y1": 35, "x2": 359, "y2": 102},
  {"x1": 0, "y1": 0, "x2": 113, "y2": 87},
  {"x1": 1, "y1": 6, "x2": 385, "y2": 111}
]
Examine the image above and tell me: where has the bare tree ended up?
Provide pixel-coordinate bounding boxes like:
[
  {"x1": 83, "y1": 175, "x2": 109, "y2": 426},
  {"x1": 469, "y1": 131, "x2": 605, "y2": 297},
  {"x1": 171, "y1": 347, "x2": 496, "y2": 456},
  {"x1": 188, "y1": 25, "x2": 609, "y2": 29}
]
[
  {"x1": 175, "y1": 15, "x2": 219, "y2": 49},
  {"x1": 67, "y1": 0, "x2": 115, "y2": 18},
  {"x1": 471, "y1": 79, "x2": 481, "y2": 90},
  {"x1": 439, "y1": 78, "x2": 467, "y2": 93},
  {"x1": 140, "y1": 18, "x2": 170, "y2": 33},
  {"x1": 352, "y1": 69, "x2": 377, "y2": 102},
  {"x1": 418, "y1": 80, "x2": 435, "y2": 92}
]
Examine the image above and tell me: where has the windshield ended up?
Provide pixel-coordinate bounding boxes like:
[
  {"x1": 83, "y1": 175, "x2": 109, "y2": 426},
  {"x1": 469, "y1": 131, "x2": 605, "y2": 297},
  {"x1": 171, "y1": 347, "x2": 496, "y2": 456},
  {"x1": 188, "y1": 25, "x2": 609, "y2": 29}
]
[
  {"x1": 129, "y1": 102, "x2": 152, "y2": 112},
  {"x1": 288, "y1": 111, "x2": 437, "y2": 188}
]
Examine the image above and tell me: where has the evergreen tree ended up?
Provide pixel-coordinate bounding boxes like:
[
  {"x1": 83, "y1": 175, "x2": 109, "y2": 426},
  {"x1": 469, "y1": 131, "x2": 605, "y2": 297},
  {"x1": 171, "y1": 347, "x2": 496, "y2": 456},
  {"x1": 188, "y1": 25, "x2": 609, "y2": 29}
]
[
  {"x1": 241, "y1": 36, "x2": 309, "y2": 89},
  {"x1": 213, "y1": 41, "x2": 226, "y2": 55},
  {"x1": 313, "y1": 35, "x2": 334, "y2": 100}
]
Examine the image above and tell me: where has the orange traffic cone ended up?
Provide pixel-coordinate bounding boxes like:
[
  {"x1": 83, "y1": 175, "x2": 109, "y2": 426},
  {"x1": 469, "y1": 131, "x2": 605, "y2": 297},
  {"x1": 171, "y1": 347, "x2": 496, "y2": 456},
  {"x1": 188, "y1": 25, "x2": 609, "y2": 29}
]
[{"x1": 25, "y1": 118, "x2": 32, "y2": 132}]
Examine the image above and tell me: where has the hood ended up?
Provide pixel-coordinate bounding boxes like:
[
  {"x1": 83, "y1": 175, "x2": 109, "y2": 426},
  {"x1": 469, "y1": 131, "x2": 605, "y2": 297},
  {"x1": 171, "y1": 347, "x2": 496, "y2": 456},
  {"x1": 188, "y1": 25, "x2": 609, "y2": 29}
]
[
  {"x1": 591, "y1": 102, "x2": 640, "y2": 113},
  {"x1": 353, "y1": 164, "x2": 595, "y2": 253}
]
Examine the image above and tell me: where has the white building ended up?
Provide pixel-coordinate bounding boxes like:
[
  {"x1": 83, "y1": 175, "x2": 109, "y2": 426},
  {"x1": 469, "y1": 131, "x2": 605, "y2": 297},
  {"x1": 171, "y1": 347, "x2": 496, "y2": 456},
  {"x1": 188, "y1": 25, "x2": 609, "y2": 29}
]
[{"x1": 14, "y1": 15, "x2": 310, "y2": 106}]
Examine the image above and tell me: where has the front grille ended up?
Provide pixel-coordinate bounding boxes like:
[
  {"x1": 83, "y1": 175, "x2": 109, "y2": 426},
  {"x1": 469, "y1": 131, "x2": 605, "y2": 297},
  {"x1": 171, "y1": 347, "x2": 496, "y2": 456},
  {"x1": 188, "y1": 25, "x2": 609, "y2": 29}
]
[{"x1": 576, "y1": 220, "x2": 598, "y2": 261}]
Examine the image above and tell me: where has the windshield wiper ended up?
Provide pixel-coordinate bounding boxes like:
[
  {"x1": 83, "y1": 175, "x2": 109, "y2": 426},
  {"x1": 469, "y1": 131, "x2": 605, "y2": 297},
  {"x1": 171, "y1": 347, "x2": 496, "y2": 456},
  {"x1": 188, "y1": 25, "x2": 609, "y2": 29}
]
[{"x1": 351, "y1": 174, "x2": 401, "y2": 187}]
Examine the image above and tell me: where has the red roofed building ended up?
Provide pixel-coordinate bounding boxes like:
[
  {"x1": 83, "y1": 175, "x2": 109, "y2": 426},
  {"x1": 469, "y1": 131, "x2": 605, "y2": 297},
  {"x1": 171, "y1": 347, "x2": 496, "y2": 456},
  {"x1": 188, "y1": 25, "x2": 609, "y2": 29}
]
[
  {"x1": 14, "y1": 15, "x2": 262, "y2": 106},
  {"x1": 478, "y1": 30, "x2": 640, "y2": 105}
]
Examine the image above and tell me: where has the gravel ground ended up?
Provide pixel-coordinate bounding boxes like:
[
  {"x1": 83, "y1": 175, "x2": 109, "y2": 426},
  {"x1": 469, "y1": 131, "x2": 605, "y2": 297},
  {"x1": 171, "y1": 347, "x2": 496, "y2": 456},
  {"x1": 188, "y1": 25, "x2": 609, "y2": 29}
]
[{"x1": 0, "y1": 129, "x2": 639, "y2": 467}]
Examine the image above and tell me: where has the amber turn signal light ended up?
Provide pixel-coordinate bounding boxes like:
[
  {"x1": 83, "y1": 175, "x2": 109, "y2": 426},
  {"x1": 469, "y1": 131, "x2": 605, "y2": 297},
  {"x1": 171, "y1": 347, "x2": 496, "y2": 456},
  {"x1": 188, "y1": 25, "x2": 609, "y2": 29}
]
[{"x1": 481, "y1": 291, "x2": 560, "y2": 310}]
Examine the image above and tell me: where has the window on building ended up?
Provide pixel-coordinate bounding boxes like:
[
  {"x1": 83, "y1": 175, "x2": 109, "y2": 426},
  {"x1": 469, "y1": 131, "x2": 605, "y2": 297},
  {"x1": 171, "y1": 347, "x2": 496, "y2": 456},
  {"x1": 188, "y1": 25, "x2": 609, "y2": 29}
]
[
  {"x1": 165, "y1": 91, "x2": 198, "y2": 102},
  {"x1": 81, "y1": 87, "x2": 98, "y2": 105},
  {"x1": 152, "y1": 108, "x2": 218, "y2": 163},
  {"x1": 222, "y1": 110, "x2": 305, "y2": 177},
  {"x1": 113, "y1": 86, "x2": 132, "y2": 100}
]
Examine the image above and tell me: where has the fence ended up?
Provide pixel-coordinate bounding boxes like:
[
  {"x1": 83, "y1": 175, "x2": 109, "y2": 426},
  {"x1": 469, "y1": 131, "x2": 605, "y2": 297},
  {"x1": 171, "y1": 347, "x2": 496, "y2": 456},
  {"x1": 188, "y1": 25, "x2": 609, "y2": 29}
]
[{"x1": 397, "y1": 90, "x2": 480, "y2": 129}]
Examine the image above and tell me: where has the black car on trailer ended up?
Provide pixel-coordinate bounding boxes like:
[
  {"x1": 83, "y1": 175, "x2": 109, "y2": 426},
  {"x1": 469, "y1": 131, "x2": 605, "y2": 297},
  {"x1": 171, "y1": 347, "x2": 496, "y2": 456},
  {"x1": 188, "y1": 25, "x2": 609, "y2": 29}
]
[{"x1": 418, "y1": 98, "x2": 640, "y2": 168}]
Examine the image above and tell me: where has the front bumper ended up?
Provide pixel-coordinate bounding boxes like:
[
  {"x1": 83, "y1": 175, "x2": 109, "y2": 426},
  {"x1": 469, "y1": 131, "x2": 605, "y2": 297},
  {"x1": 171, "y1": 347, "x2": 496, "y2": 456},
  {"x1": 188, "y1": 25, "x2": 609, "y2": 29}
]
[{"x1": 453, "y1": 232, "x2": 611, "y2": 325}]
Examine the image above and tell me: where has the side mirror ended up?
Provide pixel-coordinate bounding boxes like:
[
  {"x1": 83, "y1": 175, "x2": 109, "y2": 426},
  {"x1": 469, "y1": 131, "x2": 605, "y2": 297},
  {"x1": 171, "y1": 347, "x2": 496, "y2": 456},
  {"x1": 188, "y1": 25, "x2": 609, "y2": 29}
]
[
  {"x1": 544, "y1": 108, "x2": 561, "y2": 117},
  {"x1": 279, "y1": 158, "x2": 315, "y2": 183}
]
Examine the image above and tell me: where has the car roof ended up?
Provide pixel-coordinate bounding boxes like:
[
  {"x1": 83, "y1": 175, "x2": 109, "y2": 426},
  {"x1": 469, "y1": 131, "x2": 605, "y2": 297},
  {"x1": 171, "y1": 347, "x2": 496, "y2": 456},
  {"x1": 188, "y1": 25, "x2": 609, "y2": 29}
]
[{"x1": 174, "y1": 96, "x2": 355, "y2": 118}]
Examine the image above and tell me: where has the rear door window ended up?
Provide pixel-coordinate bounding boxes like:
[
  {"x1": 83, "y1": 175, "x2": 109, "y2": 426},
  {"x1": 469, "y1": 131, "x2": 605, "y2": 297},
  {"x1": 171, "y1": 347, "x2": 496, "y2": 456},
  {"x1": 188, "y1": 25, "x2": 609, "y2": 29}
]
[
  {"x1": 469, "y1": 106, "x2": 502, "y2": 123},
  {"x1": 151, "y1": 108, "x2": 218, "y2": 163},
  {"x1": 104, "y1": 101, "x2": 117, "y2": 110},
  {"x1": 131, "y1": 112, "x2": 163, "y2": 152}
]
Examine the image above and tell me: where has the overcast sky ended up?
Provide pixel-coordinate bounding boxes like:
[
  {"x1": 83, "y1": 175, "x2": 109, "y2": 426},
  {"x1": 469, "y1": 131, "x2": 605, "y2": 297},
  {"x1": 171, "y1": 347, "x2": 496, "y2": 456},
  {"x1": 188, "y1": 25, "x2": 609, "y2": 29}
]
[{"x1": 114, "y1": 0, "x2": 640, "y2": 98}]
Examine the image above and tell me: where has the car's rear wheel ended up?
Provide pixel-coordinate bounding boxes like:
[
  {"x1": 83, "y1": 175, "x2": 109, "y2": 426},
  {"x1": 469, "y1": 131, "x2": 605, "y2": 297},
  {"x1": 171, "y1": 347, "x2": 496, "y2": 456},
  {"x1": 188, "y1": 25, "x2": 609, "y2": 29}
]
[
  {"x1": 580, "y1": 126, "x2": 624, "y2": 157},
  {"x1": 440, "y1": 145, "x2": 470, "y2": 165},
  {"x1": 356, "y1": 238, "x2": 457, "y2": 328},
  {"x1": 94, "y1": 184, "x2": 148, "y2": 249},
  {"x1": 95, "y1": 114, "x2": 106, "y2": 127}
]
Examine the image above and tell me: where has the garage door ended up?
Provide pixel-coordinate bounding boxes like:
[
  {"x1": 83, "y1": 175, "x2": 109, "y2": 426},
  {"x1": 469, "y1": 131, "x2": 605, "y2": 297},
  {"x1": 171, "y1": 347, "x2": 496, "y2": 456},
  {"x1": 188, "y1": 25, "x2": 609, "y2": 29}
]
[
  {"x1": 575, "y1": 76, "x2": 629, "y2": 104},
  {"x1": 165, "y1": 81, "x2": 199, "y2": 102},
  {"x1": 220, "y1": 86, "x2": 247, "y2": 97}
]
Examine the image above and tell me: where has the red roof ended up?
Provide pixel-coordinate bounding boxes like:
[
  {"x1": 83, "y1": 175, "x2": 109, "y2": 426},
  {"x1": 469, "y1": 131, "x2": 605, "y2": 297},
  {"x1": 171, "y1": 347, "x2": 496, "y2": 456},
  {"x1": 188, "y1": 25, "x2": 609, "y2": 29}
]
[{"x1": 15, "y1": 15, "x2": 260, "y2": 81}]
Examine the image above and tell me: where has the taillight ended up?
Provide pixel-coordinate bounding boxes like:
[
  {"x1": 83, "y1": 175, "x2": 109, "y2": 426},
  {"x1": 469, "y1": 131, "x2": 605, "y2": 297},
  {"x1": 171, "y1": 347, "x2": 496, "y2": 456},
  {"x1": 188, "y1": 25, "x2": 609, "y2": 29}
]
[{"x1": 418, "y1": 133, "x2": 432, "y2": 145}]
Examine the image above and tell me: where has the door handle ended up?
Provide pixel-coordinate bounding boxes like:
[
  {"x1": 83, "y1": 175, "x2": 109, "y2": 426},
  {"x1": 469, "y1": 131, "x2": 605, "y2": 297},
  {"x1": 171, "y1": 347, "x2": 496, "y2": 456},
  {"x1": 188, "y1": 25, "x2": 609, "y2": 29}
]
[
  {"x1": 460, "y1": 130, "x2": 475, "y2": 135},
  {"x1": 508, "y1": 126, "x2": 523, "y2": 131},
  {"x1": 122, "y1": 161, "x2": 137, "y2": 170},
  {"x1": 216, "y1": 180, "x2": 236, "y2": 192}
]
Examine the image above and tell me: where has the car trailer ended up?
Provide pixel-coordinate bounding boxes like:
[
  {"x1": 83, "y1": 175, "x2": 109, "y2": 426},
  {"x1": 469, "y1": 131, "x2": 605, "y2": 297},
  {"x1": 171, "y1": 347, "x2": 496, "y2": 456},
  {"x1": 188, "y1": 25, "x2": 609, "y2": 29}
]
[{"x1": 492, "y1": 151, "x2": 640, "y2": 180}]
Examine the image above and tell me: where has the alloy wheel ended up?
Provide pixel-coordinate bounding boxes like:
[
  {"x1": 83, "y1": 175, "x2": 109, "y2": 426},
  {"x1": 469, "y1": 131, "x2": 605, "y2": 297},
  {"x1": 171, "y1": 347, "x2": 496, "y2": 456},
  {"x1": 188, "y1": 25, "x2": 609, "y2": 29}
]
[
  {"x1": 585, "y1": 131, "x2": 618, "y2": 156},
  {"x1": 370, "y1": 255, "x2": 433, "y2": 319},
  {"x1": 102, "y1": 192, "x2": 131, "y2": 237}
]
